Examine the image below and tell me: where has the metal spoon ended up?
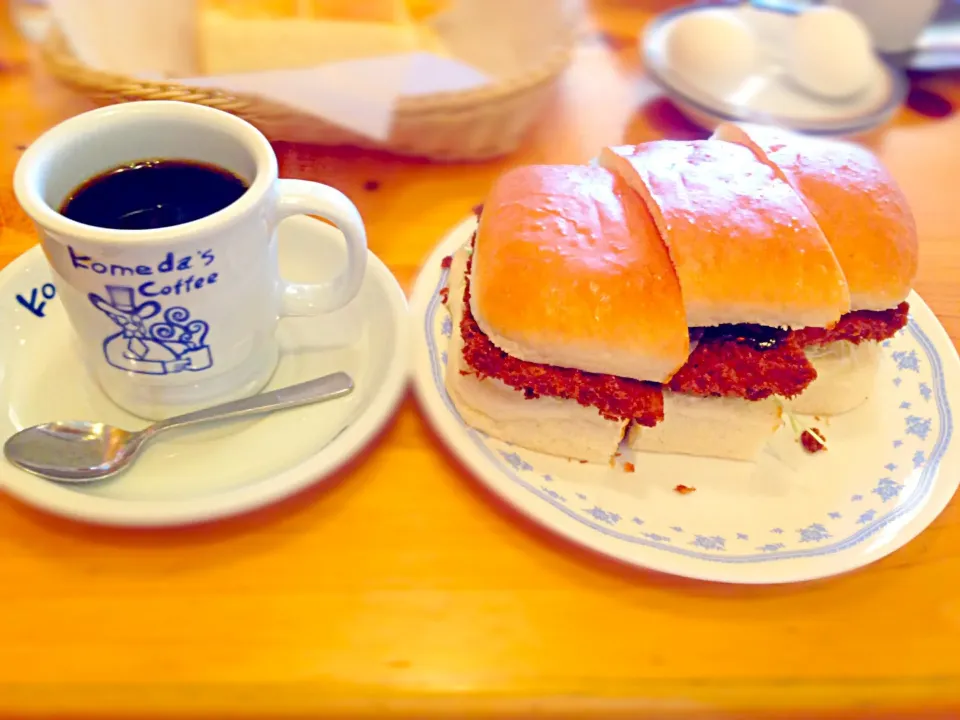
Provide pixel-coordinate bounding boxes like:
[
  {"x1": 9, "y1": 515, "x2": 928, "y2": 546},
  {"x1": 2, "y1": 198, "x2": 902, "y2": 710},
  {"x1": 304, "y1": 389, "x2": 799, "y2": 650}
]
[{"x1": 3, "y1": 372, "x2": 354, "y2": 483}]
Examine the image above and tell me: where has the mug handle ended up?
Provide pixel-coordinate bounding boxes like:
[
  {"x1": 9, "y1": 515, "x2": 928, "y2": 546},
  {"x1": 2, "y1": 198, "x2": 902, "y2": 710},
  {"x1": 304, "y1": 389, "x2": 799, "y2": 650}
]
[{"x1": 274, "y1": 179, "x2": 367, "y2": 316}]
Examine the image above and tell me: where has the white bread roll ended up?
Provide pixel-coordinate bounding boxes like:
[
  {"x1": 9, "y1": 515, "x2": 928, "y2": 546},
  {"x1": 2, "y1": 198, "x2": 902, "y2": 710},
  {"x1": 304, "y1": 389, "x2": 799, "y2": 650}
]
[
  {"x1": 599, "y1": 141, "x2": 851, "y2": 329},
  {"x1": 444, "y1": 247, "x2": 627, "y2": 464},
  {"x1": 470, "y1": 165, "x2": 690, "y2": 383},
  {"x1": 711, "y1": 122, "x2": 918, "y2": 312}
]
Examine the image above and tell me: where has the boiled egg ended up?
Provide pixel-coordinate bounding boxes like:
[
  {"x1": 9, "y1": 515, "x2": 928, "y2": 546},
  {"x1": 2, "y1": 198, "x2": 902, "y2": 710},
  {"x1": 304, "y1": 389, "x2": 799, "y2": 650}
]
[
  {"x1": 663, "y1": 8, "x2": 759, "y2": 96},
  {"x1": 789, "y1": 6, "x2": 875, "y2": 99}
]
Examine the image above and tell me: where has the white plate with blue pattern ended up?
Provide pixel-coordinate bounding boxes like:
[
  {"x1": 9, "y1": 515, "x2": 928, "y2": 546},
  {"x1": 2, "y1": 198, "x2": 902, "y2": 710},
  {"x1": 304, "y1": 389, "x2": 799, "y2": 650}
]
[{"x1": 411, "y1": 217, "x2": 960, "y2": 584}]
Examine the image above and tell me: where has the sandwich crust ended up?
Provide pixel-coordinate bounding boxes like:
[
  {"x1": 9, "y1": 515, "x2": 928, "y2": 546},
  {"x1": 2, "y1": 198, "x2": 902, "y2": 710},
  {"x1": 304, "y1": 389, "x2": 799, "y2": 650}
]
[
  {"x1": 469, "y1": 164, "x2": 689, "y2": 383},
  {"x1": 712, "y1": 122, "x2": 918, "y2": 311},
  {"x1": 600, "y1": 141, "x2": 851, "y2": 329}
]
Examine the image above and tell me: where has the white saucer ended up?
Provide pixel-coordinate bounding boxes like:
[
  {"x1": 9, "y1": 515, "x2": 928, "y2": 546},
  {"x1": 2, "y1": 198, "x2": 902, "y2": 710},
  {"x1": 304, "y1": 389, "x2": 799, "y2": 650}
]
[
  {"x1": 411, "y1": 217, "x2": 960, "y2": 584},
  {"x1": 642, "y1": 3, "x2": 909, "y2": 135},
  {"x1": 0, "y1": 216, "x2": 408, "y2": 527}
]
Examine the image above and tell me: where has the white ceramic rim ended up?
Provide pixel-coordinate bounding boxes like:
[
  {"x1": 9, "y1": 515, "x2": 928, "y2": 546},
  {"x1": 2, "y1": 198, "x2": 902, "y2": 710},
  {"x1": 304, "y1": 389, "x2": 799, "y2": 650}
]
[
  {"x1": 411, "y1": 216, "x2": 960, "y2": 585},
  {"x1": 0, "y1": 243, "x2": 410, "y2": 527},
  {"x1": 12, "y1": 101, "x2": 278, "y2": 246}
]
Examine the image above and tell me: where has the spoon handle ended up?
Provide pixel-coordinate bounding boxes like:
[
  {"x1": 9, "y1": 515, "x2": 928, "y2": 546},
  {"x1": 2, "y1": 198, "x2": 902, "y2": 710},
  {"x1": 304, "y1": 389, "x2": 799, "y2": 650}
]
[{"x1": 147, "y1": 372, "x2": 355, "y2": 436}]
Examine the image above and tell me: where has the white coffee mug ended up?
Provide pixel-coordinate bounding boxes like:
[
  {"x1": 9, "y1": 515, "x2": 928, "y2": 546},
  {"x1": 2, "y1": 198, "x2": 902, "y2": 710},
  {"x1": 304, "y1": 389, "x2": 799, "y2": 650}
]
[{"x1": 14, "y1": 101, "x2": 367, "y2": 420}]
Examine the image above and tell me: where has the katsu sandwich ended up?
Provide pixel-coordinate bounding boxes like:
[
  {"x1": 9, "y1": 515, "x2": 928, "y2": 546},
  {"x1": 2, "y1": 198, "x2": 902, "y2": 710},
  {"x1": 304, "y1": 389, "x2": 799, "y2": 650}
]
[{"x1": 441, "y1": 132, "x2": 917, "y2": 464}]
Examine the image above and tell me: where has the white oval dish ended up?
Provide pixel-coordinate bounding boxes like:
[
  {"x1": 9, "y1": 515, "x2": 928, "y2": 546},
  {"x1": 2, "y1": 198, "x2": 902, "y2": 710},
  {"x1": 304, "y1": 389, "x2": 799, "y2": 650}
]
[
  {"x1": 0, "y1": 216, "x2": 408, "y2": 527},
  {"x1": 411, "y1": 216, "x2": 960, "y2": 585},
  {"x1": 642, "y1": 2, "x2": 909, "y2": 135}
]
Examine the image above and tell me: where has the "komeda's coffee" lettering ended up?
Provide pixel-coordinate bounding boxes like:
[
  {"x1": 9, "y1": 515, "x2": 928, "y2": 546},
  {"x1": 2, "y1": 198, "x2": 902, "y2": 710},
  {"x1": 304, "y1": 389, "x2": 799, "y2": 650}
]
[
  {"x1": 67, "y1": 245, "x2": 219, "y2": 298},
  {"x1": 68, "y1": 246, "x2": 215, "y2": 277},
  {"x1": 139, "y1": 273, "x2": 218, "y2": 297}
]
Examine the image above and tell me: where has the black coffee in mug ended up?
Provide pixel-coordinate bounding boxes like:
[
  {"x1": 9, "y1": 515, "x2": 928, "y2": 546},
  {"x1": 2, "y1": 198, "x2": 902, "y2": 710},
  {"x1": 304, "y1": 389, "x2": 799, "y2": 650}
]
[{"x1": 59, "y1": 159, "x2": 249, "y2": 230}]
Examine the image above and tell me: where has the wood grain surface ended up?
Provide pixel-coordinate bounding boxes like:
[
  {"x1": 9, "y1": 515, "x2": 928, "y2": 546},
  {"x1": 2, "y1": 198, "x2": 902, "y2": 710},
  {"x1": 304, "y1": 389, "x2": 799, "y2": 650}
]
[{"x1": 2, "y1": 1, "x2": 960, "y2": 718}]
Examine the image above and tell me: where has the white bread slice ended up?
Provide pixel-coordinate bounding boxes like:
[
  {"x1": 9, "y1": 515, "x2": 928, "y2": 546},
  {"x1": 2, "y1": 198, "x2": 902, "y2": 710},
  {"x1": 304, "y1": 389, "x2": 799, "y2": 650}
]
[
  {"x1": 200, "y1": 9, "x2": 445, "y2": 74},
  {"x1": 627, "y1": 391, "x2": 781, "y2": 462},
  {"x1": 203, "y1": 0, "x2": 408, "y2": 22}
]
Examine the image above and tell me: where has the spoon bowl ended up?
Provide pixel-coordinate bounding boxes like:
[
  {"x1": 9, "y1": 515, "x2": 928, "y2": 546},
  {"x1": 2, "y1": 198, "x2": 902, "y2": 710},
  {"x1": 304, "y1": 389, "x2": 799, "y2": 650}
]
[
  {"x1": 4, "y1": 421, "x2": 143, "y2": 481},
  {"x1": 3, "y1": 372, "x2": 354, "y2": 483}
]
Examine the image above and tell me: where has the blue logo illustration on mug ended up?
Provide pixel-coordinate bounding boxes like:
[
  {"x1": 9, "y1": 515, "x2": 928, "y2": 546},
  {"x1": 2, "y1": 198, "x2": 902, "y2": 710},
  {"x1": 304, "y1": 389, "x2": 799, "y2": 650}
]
[{"x1": 88, "y1": 285, "x2": 213, "y2": 376}]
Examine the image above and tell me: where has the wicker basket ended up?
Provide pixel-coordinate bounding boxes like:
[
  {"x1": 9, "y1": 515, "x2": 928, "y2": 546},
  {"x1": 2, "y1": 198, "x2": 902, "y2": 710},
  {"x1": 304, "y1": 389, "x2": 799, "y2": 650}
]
[{"x1": 39, "y1": 20, "x2": 577, "y2": 162}]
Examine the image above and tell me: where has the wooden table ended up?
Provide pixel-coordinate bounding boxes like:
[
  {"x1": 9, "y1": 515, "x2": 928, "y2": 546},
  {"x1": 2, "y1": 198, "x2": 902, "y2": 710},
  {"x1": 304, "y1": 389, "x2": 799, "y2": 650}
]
[{"x1": 3, "y1": 2, "x2": 960, "y2": 718}]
